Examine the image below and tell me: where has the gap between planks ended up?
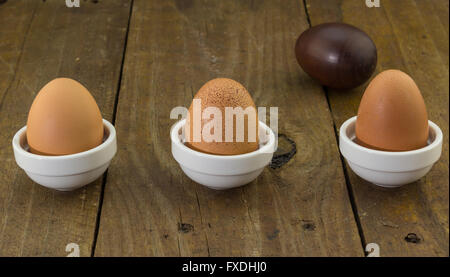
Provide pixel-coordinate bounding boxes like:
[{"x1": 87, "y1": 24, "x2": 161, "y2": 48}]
[
  {"x1": 301, "y1": 0, "x2": 368, "y2": 256},
  {"x1": 90, "y1": 0, "x2": 136, "y2": 257}
]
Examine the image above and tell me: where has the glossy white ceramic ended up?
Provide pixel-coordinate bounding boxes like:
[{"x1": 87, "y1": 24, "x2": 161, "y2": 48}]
[
  {"x1": 13, "y1": 119, "x2": 117, "y2": 191},
  {"x1": 171, "y1": 119, "x2": 275, "y2": 190},
  {"x1": 339, "y1": 116, "x2": 443, "y2": 188}
]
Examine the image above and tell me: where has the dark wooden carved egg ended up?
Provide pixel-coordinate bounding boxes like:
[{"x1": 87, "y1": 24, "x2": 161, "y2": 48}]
[{"x1": 295, "y1": 23, "x2": 377, "y2": 89}]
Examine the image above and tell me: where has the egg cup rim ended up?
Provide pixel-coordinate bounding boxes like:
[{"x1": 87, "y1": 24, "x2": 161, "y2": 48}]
[
  {"x1": 170, "y1": 119, "x2": 276, "y2": 160},
  {"x1": 340, "y1": 116, "x2": 443, "y2": 156},
  {"x1": 12, "y1": 119, "x2": 116, "y2": 161}
]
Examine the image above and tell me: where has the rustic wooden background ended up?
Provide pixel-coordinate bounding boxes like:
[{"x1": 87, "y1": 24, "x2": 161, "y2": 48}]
[{"x1": 0, "y1": 0, "x2": 447, "y2": 257}]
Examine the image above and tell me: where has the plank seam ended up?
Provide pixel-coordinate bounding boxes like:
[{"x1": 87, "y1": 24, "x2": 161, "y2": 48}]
[
  {"x1": 302, "y1": 0, "x2": 311, "y2": 27},
  {"x1": 324, "y1": 87, "x2": 368, "y2": 256},
  {"x1": 302, "y1": 0, "x2": 367, "y2": 256},
  {"x1": 0, "y1": 2, "x2": 38, "y2": 112},
  {"x1": 194, "y1": 190, "x2": 211, "y2": 257},
  {"x1": 90, "y1": 0, "x2": 135, "y2": 257}
]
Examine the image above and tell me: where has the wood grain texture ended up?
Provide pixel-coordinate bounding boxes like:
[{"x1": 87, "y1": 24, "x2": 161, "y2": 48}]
[
  {"x1": 95, "y1": 0, "x2": 363, "y2": 256},
  {"x1": 0, "y1": 0, "x2": 38, "y2": 106},
  {"x1": 305, "y1": 0, "x2": 449, "y2": 256},
  {"x1": 0, "y1": 0, "x2": 131, "y2": 256}
]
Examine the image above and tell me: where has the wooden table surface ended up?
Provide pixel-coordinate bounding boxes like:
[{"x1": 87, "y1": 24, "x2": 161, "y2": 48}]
[{"x1": 0, "y1": 0, "x2": 448, "y2": 257}]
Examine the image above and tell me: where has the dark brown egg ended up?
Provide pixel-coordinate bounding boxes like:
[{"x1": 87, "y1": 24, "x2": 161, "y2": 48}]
[{"x1": 295, "y1": 22, "x2": 377, "y2": 89}]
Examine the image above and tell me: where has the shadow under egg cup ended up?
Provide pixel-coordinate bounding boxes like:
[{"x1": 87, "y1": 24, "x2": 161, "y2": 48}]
[
  {"x1": 12, "y1": 119, "x2": 117, "y2": 191},
  {"x1": 171, "y1": 119, "x2": 276, "y2": 190},
  {"x1": 339, "y1": 116, "x2": 443, "y2": 188}
]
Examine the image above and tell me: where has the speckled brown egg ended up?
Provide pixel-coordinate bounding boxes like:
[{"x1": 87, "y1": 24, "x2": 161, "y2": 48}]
[
  {"x1": 185, "y1": 78, "x2": 259, "y2": 155},
  {"x1": 356, "y1": 70, "x2": 429, "y2": 151},
  {"x1": 27, "y1": 78, "x2": 104, "y2": 156}
]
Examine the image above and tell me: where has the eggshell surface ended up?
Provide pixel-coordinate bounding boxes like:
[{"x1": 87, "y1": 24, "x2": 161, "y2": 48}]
[
  {"x1": 27, "y1": 78, "x2": 104, "y2": 156},
  {"x1": 295, "y1": 22, "x2": 377, "y2": 89},
  {"x1": 356, "y1": 70, "x2": 429, "y2": 151},
  {"x1": 185, "y1": 78, "x2": 259, "y2": 155}
]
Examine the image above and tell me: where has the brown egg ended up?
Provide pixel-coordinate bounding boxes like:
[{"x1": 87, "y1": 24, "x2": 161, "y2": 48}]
[
  {"x1": 356, "y1": 70, "x2": 429, "y2": 151},
  {"x1": 295, "y1": 22, "x2": 377, "y2": 89},
  {"x1": 27, "y1": 78, "x2": 104, "y2": 156},
  {"x1": 185, "y1": 78, "x2": 259, "y2": 155}
]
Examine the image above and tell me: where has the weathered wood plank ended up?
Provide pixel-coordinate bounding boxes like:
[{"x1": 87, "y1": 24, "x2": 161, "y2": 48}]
[
  {"x1": 0, "y1": 0, "x2": 38, "y2": 106},
  {"x1": 0, "y1": 0, "x2": 131, "y2": 256},
  {"x1": 95, "y1": 0, "x2": 363, "y2": 256},
  {"x1": 305, "y1": 0, "x2": 449, "y2": 256}
]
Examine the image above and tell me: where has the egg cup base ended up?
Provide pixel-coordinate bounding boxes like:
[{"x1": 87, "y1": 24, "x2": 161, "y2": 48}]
[
  {"x1": 346, "y1": 160, "x2": 433, "y2": 189},
  {"x1": 25, "y1": 163, "x2": 110, "y2": 192},
  {"x1": 171, "y1": 119, "x2": 276, "y2": 190},
  {"x1": 181, "y1": 166, "x2": 264, "y2": 190},
  {"x1": 339, "y1": 116, "x2": 443, "y2": 188}
]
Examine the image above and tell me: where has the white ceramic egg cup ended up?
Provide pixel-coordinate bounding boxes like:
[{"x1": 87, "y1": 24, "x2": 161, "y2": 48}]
[
  {"x1": 339, "y1": 116, "x2": 443, "y2": 188},
  {"x1": 171, "y1": 119, "x2": 276, "y2": 190},
  {"x1": 12, "y1": 119, "x2": 117, "y2": 191}
]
